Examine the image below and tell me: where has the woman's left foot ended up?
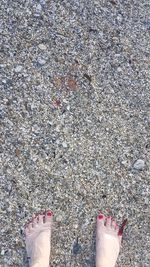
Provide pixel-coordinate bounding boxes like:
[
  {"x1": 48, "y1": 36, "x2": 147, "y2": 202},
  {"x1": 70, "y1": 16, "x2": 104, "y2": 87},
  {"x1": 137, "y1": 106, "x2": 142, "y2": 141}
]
[{"x1": 25, "y1": 211, "x2": 53, "y2": 267}]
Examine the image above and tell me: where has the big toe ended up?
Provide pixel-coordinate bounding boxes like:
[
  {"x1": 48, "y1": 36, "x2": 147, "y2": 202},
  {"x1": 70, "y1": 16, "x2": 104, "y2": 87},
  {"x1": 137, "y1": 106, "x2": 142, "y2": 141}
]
[
  {"x1": 45, "y1": 210, "x2": 53, "y2": 223},
  {"x1": 97, "y1": 213, "x2": 106, "y2": 227}
]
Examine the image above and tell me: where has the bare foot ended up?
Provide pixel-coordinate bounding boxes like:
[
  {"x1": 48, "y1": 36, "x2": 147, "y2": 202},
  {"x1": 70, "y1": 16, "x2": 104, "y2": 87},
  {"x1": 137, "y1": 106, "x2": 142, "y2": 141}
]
[
  {"x1": 96, "y1": 213, "x2": 123, "y2": 267},
  {"x1": 25, "y1": 211, "x2": 53, "y2": 267}
]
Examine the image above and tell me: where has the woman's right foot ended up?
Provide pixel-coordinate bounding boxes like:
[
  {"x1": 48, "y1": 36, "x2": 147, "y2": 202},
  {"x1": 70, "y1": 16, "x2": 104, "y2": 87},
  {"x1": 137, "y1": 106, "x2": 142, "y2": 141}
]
[{"x1": 96, "y1": 213, "x2": 123, "y2": 267}]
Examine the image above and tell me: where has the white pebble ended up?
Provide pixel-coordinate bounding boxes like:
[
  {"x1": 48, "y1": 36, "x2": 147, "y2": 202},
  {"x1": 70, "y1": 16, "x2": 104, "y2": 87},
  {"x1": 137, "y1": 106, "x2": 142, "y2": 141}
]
[
  {"x1": 117, "y1": 67, "x2": 122, "y2": 72},
  {"x1": 1, "y1": 249, "x2": 5, "y2": 256},
  {"x1": 38, "y1": 44, "x2": 47, "y2": 50},
  {"x1": 14, "y1": 65, "x2": 23, "y2": 73},
  {"x1": 2, "y1": 79, "x2": 7, "y2": 84},
  {"x1": 67, "y1": 105, "x2": 70, "y2": 110},
  {"x1": 62, "y1": 142, "x2": 67, "y2": 148},
  {"x1": 55, "y1": 214, "x2": 63, "y2": 222}
]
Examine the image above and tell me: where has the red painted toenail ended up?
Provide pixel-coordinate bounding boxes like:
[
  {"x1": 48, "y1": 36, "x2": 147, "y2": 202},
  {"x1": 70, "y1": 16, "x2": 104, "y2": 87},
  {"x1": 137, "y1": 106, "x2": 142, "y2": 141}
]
[
  {"x1": 47, "y1": 211, "x2": 52, "y2": 216},
  {"x1": 98, "y1": 215, "x2": 103, "y2": 220}
]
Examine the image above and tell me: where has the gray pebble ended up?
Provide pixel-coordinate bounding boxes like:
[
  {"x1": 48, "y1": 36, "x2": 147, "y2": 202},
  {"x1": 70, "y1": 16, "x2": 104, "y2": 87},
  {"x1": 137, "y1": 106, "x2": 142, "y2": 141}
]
[
  {"x1": 133, "y1": 159, "x2": 145, "y2": 170},
  {"x1": 55, "y1": 214, "x2": 63, "y2": 222},
  {"x1": 37, "y1": 58, "x2": 46, "y2": 65},
  {"x1": 35, "y1": 3, "x2": 42, "y2": 14}
]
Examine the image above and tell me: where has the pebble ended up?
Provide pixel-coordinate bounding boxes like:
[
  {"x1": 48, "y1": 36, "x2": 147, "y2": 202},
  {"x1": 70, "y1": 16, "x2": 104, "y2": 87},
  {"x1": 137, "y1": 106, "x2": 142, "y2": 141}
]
[
  {"x1": 72, "y1": 223, "x2": 78, "y2": 229},
  {"x1": 133, "y1": 159, "x2": 145, "y2": 170},
  {"x1": 2, "y1": 79, "x2": 7, "y2": 84},
  {"x1": 117, "y1": 67, "x2": 122, "y2": 72},
  {"x1": 38, "y1": 44, "x2": 47, "y2": 50},
  {"x1": 62, "y1": 142, "x2": 68, "y2": 148},
  {"x1": 36, "y1": 3, "x2": 42, "y2": 13},
  {"x1": 116, "y1": 14, "x2": 123, "y2": 23},
  {"x1": 14, "y1": 65, "x2": 23, "y2": 73},
  {"x1": 55, "y1": 214, "x2": 63, "y2": 222},
  {"x1": 1, "y1": 249, "x2": 5, "y2": 256},
  {"x1": 37, "y1": 58, "x2": 46, "y2": 65}
]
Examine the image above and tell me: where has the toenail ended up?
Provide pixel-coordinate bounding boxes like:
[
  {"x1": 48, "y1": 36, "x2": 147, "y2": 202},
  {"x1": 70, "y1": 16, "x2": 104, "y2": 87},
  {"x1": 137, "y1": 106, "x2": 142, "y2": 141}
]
[
  {"x1": 98, "y1": 215, "x2": 104, "y2": 220},
  {"x1": 47, "y1": 211, "x2": 52, "y2": 216}
]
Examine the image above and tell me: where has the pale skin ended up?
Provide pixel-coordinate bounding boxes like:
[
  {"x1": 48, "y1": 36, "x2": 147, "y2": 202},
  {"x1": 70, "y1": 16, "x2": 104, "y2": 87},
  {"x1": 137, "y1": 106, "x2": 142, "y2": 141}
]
[{"x1": 25, "y1": 211, "x2": 124, "y2": 267}]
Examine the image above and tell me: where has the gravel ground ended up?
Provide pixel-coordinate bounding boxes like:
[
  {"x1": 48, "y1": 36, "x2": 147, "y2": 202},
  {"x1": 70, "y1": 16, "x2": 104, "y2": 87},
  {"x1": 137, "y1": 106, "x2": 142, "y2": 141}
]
[{"x1": 0, "y1": 0, "x2": 150, "y2": 266}]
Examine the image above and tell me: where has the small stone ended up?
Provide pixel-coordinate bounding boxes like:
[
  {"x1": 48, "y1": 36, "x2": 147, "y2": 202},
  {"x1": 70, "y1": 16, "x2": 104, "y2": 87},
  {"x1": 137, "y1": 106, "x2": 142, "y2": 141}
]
[
  {"x1": 1, "y1": 249, "x2": 5, "y2": 256},
  {"x1": 55, "y1": 125, "x2": 60, "y2": 132},
  {"x1": 62, "y1": 142, "x2": 67, "y2": 148},
  {"x1": 2, "y1": 79, "x2": 7, "y2": 84},
  {"x1": 38, "y1": 44, "x2": 47, "y2": 50},
  {"x1": 37, "y1": 58, "x2": 46, "y2": 65},
  {"x1": 133, "y1": 159, "x2": 145, "y2": 170},
  {"x1": 73, "y1": 223, "x2": 78, "y2": 229},
  {"x1": 36, "y1": 3, "x2": 42, "y2": 12},
  {"x1": 67, "y1": 105, "x2": 70, "y2": 111},
  {"x1": 14, "y1": 65, "x2": 23, "y2": 73},
  {"x1": 15, "y1": 148, "x2": 21, "y2": 157},
  {"x1": 55, "y1": 214, "x2": 63, "y2": 222},
  {"x1": 67, "y1": 78, "x2": 77, "y2": 90},
  {"x1": 145, "y1": 198, "x2": 149, "y2": 205},
  {"x1": 117, "y1": 14, "x2": 123, "y2": 23},
  {"x1": 56, "y1": 139, "x2": 60, "y2": 145},
  {"x1": 117, "y1": 67, "x2": 122, "y2": 72},
  {"x1": 53, "y1": 99, "x2": 61, "y2": 108}
]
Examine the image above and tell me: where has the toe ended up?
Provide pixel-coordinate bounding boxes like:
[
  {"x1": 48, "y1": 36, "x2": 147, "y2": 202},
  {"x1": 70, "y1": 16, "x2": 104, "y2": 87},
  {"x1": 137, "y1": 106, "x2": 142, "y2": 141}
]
[
  {"x1": 118, "y1": 218, "x2": 128, "y2": 238},
  {"x1": 106, "y1": 216, "x2": 111, "y2": 227},
  {"x1": 38, "y1": 214, "x2": 45, "y2": 224},
  {"x1": 45, "y1": 210, "x2": 53, "y2": 223},
  {"x1": 25, "y1": 220, "x2": 33, "y2": 235},
  {"x1": 118, "y1": 233, "x2": 122, "y2": 246},
  {"x1": 115, "y1": 224, "x2": 119, "y2": 232},
  {"x1": 111, "y1": 219, "x2": 117, "y2": 230},
  {"x1": 32, "y1": 214, "x2": 38, "y2": 227},
  {"x1": 97, "y1": 213, "x2": 106, "y2": 227},
  {"x1": 25, "y1": 225, "x2": 30, "y2": 236}
]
